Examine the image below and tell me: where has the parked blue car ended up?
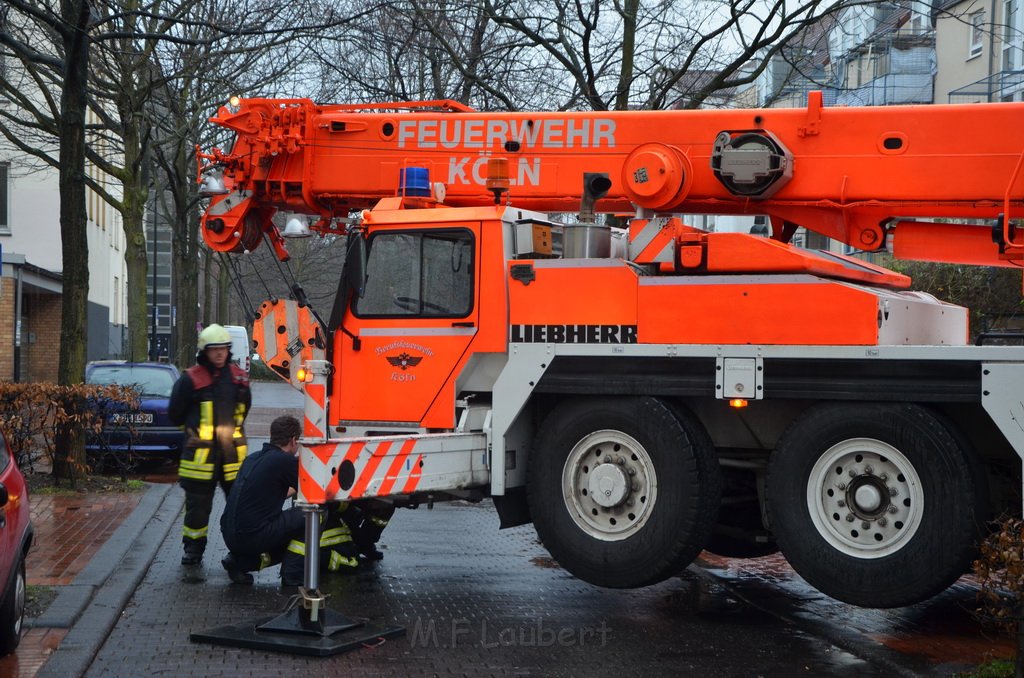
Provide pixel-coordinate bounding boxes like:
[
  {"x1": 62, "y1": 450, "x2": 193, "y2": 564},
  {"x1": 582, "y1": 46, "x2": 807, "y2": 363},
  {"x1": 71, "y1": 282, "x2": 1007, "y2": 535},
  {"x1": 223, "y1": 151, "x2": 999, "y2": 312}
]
[{"x1": 84, "y1": 361, "x2": 182, "y2": 467}]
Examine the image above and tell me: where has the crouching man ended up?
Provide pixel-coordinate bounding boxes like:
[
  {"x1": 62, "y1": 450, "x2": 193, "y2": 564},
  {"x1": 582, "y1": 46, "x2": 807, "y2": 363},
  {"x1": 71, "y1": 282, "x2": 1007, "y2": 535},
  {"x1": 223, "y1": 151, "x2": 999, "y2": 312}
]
[{"x1": 220, "y1": 415, "x2": 359, "y2": 586}]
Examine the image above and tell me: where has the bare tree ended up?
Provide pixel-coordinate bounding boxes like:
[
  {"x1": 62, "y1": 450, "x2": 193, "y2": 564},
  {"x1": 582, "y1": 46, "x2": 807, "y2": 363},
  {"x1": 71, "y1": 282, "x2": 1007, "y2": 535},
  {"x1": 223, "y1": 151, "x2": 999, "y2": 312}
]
[
  {"x1": 306, "y1": 0, "x2": 562, "y2": 109},
  {"x1": 0, "y1": 0, "x2": 374, "y2": 374},
  {"x1": 145, "y1": 0, "x2": 344, "y2": 364},
  {"x1": 303, "y1": 0, "x2": 892, "y2": 114}
]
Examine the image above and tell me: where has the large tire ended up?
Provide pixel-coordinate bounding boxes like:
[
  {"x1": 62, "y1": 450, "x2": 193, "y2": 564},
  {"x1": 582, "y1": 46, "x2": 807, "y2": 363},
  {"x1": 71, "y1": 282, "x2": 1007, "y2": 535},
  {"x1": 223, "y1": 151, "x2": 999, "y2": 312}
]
[
  {"x1": 767, "y1": 403, "x2": 985, "y2": 608},
  {"x1": 0, "y1": 558, "x2": 25, "y2": 655},
  {"x1": 528, "y1": 397, "x2": 720, "y2": 588}
]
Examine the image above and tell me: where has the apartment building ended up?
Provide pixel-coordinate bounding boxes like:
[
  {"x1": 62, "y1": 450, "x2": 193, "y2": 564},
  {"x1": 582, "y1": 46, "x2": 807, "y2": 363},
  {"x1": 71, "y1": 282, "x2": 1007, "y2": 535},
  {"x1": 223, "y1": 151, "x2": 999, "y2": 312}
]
[
  {"x1": 0, "y1": 111, "x2": 129, "y2": 382},
  {"x1": 936, "y1": 0, "x2": 1024, "y2": 102}
]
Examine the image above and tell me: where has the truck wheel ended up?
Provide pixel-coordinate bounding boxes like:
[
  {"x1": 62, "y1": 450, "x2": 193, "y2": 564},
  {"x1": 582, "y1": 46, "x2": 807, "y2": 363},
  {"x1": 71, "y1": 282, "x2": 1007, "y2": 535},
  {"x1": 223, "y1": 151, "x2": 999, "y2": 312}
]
[
  {"x1": 0, "y1": 558, "x2": 25, "y2": 655},
  {"x1": 528, "y1": 397, "x2": 720, "y2": 588},
  {"x1": 766, "y1": 403, "x2": 984, "y2": 608}
]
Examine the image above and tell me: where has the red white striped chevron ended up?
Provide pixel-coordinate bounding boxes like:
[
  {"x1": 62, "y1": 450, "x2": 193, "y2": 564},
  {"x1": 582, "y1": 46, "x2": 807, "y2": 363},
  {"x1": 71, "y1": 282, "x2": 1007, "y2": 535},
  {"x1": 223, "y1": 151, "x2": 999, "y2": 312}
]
[
  {"x1": 303, "y1": 382, "x2": 327, "y2": 439},
  {"x1": 297, "y1": 432, "x2": 488, "y2": 504},
  {"x1": 628, "y1": 217, "x2": 676, "y2": 264}
]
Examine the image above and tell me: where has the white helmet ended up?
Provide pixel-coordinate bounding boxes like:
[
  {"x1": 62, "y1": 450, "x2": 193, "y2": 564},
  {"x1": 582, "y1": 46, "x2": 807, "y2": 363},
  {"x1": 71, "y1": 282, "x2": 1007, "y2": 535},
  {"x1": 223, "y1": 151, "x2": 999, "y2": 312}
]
[{"x1": 197, "y1": 324, "x2": 232, "y2": 351}]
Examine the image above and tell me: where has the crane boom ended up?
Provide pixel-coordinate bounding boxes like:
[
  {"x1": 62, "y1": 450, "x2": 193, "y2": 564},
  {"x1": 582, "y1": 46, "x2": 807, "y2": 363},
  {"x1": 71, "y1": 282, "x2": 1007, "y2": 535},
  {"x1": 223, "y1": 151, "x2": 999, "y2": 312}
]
[{"x1": 200, "y1": 93, "x2": 1024, "y2": 266}]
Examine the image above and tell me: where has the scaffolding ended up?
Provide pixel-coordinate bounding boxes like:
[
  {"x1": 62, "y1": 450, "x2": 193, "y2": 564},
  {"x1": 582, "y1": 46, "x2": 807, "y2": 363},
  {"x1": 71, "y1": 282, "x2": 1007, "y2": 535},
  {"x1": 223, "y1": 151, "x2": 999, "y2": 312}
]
[{"x1": 948, "y1": 70, "x2": 1024, "y2": 103}]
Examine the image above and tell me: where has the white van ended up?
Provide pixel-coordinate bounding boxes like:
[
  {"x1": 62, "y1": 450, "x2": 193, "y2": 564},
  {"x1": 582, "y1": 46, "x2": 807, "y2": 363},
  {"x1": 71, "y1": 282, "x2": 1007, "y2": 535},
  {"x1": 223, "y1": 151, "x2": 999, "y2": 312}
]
[{"x1": 223, "y1": 325, "x2": 251, "y2": 373}]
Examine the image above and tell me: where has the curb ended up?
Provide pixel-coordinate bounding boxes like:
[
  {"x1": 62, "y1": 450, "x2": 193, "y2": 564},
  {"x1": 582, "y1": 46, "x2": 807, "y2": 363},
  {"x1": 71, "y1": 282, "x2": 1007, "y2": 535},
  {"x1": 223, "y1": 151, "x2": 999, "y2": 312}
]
[{"x1": 33, "y1": 482, "x2": 184, "y2": 678}]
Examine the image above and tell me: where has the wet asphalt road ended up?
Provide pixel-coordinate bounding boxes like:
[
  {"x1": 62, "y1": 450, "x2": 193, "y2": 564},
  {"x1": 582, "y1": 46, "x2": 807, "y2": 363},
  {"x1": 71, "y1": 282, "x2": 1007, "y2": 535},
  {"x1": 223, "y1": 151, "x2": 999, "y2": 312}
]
[{"x1": 86, "y1": 498, "x2": 890, "y2": 677}]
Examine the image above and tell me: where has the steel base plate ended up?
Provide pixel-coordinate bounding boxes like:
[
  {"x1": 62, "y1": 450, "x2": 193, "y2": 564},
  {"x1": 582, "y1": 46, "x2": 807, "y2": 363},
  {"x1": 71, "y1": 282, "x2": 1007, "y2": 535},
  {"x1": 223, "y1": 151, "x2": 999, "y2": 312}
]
[{"x1": 190, "y1": 609, "x2": 405, "y2": 657}]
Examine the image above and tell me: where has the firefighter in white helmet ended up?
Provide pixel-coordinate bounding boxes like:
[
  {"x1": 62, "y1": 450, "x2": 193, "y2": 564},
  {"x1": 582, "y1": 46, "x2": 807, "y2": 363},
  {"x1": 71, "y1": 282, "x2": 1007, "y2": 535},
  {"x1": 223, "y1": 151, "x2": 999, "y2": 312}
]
[{"x1": 169, "y1": 323, "x2": 252, "y2": 566}]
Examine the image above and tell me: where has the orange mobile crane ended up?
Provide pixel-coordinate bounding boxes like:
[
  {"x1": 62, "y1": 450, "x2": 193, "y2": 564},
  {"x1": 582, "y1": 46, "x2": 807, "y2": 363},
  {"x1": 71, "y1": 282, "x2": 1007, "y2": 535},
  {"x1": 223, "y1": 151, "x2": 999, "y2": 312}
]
[{"x1": 199, "y1": 93, "x2": 1024, "y2": 610}]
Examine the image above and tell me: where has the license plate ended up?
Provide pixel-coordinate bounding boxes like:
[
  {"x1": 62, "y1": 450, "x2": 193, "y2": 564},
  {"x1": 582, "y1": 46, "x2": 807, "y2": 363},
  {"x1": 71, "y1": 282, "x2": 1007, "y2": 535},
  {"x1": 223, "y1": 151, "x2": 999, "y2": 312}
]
[{"x1": 110, "y1": 412, "x2": 154, "y2": 425}]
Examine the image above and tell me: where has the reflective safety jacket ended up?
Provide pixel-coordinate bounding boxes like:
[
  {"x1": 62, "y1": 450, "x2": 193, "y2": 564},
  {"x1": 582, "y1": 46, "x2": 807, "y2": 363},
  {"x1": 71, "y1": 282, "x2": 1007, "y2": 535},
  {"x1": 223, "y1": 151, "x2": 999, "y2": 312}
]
[{"x1": 168, "y1": 359, "x2": 251, "y2": 484}]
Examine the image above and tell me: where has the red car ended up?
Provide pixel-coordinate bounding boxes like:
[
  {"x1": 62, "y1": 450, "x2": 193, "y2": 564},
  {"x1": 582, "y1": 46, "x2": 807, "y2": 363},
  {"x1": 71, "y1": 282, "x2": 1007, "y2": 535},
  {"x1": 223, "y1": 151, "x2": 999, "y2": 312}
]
[{"x1": 0, "y1": 431, "x2": 32, "y2": 655}]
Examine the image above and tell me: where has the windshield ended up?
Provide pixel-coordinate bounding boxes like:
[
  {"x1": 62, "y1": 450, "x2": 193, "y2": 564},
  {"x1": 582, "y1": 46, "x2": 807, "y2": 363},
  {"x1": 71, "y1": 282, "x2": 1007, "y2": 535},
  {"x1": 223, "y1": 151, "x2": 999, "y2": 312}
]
[
  {"x1": 86, "y1": 365, "x2": 176, "y2": 398},
  {"x1": 354, "y1": 229, "x2": 474, "y2": 318}
]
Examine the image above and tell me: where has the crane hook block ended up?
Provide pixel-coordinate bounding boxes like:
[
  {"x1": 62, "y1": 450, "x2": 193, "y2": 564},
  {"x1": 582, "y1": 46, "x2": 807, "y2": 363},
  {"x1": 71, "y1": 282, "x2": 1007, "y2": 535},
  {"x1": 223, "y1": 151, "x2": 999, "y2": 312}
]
[{"x1": 710, "y1": 131, "x2": 793, "y2": 198}]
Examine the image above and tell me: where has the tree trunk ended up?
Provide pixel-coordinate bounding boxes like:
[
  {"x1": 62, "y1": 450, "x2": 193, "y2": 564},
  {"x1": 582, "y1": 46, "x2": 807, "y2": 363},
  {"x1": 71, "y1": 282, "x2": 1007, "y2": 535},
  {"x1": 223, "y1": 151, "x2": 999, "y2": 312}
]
[
  {"x1": 173, "y1": 214, "x2": 200, "y2": 367},
  {"x1": 55, "y1": 0, "x2": 92, "y2": 482},
  {"x1": 122, "y1": 127, "x2": 150, "y2": 361},
  {"x1": 615, "y1": 0, "x2": 638, "y2": 112}
]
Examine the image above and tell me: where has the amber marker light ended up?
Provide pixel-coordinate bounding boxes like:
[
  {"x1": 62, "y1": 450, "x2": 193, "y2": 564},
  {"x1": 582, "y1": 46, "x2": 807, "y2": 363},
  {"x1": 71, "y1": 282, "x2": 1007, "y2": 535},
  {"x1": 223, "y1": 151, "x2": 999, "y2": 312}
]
[
  {"x1": 486, "y1": 157, "x2": 510, "y2": 204},
  {"x1": 297, "y1": 367, "x2": 308, "y2": 382},
  {"x1": 729, "y1": 398, "x2": 749, "y2": 409}
]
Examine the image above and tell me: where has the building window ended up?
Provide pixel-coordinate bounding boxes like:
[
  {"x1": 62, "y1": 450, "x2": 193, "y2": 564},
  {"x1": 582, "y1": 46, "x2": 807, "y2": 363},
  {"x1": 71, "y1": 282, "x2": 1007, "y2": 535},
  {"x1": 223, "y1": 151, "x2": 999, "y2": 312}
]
[
  {"x1": 1002, "y1": 0, "x2": 1018, "y2": 71},
  {"x1": 114, "y1": 276, "x2": 121, "y2": 325},
  {"x1": 0, "y1": 162, "x2": 8, "y2": 234},
  {"x1": 909, "y1": 0, "x2": 931, "y2": 32},
  {"x1": 970, "y1": 11, "x2": 985, "y2": 59}
]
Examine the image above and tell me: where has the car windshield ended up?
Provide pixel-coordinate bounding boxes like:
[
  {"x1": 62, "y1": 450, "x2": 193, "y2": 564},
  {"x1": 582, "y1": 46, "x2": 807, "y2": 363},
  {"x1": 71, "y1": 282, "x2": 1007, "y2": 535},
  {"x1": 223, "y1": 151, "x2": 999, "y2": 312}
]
[{"x1": 87, "y1": 365, "x2": 176, "y2": 398}]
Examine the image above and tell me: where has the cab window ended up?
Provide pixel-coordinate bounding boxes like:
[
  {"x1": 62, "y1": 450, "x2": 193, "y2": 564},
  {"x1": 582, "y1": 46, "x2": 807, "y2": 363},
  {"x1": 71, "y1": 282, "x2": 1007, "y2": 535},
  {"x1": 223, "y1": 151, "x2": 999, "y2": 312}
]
[{"x1": 355, "y1": 230, "x2": 474, "y2": 318}]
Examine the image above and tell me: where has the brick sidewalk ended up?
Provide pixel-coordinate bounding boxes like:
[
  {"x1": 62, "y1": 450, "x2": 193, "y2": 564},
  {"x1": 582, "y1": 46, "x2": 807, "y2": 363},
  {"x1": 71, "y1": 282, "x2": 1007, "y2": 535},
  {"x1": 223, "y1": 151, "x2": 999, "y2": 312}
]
[{"x1": 0, "y1": 491, "x2": 144, "y2": 678}]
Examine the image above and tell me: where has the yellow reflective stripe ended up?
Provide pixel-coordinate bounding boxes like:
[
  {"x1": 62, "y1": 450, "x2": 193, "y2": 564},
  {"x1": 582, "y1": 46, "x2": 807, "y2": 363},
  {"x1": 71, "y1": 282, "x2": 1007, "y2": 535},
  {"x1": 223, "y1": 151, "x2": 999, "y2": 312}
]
[
  {"x1": 179, "y1": 460, "x2": 215, "y2": 480},
  {"x1": 180, "y1": 459, "x2": 215, "y2": 471},
  {"x1": 223, "y1": 461, "x2": 242, "y2": 475},
  {"x1": 193, "y1": 447, "x2": 211, "y2": 465},
  {"x1": 328, "y1": 551, "x2": 358, "y2": 571},
  {"x1": 182, "y1": 525, "x2": 208, "y2": 539},
  {"x1": 287, "y1": 540, "x2": 305, "y2": 556},
  {"x1": 320, "y1": 528, "x2": 353, "y2": 548},
  {"x1": 178, "y1": 458, "x2": 215, "y2": 480},
  {"x1": 235, "y1": 445, "x2": 247, "y2": 460},
  {"x1": 179, "y1": 468, "x2": 215, "y2": 481},
  {"x1": 259, "y1": 553, "x2": 272, "y2": 570},
  {"x1": 370, "y1": 516, "x2": 389, "y2": 527},
  {"x1": 322, "y1": 526, "x2": 351, "y2": 538},
  {"x1": 198, "y1": 401, "x2": 214, "y2": 441},
  {"x1": 337, "y1": 501, "x2": 350, "y2": 512}
]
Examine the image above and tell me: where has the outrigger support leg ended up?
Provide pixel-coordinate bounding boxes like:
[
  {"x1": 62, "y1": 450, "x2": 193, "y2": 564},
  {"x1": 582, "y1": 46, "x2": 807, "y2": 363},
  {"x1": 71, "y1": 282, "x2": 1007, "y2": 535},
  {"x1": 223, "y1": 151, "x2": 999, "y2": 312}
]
[{"x1": 190, "y1": 503, "x2": 405, "y2": 656}]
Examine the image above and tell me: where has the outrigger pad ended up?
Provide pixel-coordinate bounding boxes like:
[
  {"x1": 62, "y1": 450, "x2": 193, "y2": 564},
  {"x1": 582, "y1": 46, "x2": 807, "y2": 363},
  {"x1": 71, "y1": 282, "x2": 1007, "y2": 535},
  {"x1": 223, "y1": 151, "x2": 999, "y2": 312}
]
[{"x1": 190, "y1": 609, "x2": 405, "y2": 657}]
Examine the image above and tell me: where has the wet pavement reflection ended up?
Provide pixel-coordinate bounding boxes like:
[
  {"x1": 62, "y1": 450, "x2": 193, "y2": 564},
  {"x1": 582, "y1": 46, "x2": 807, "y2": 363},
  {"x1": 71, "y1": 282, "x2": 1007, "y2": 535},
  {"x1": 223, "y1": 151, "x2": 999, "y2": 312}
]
[{"x1": 84, "y1": 499, "x2": 945, "y2": 677}]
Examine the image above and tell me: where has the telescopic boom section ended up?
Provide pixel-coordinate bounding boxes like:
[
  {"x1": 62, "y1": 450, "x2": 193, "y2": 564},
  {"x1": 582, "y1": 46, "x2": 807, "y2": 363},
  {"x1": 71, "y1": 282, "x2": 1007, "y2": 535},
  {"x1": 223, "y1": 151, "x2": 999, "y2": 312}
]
[{"x1": 198, "y1": 93, "x2": 1024, "y2": 267}]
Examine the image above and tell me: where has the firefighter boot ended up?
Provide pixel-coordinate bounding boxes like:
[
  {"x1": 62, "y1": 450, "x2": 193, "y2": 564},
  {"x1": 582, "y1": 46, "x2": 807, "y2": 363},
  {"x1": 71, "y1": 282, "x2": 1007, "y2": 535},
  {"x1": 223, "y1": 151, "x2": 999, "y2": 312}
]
[
  {"x1": 181, "y1": 546, "x2": 204, "y2": 566},
  {"x1": 221, "y1": 553, "x2": 254, "y2": 585}
]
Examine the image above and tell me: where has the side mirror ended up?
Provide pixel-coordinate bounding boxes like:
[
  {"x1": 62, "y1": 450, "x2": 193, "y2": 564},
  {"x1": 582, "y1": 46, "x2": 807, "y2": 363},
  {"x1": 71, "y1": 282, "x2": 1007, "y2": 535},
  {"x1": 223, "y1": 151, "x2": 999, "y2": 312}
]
[{"x1": 0, "y1": 481, "x2": 8, "y2": 507}]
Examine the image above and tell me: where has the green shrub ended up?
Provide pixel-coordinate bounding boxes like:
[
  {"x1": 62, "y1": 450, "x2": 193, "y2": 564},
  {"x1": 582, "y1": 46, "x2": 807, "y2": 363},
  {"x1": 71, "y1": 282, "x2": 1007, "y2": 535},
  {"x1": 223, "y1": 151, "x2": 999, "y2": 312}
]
[{"x1": 973, "y1": 516, "x2": 1024, "y2": 674}]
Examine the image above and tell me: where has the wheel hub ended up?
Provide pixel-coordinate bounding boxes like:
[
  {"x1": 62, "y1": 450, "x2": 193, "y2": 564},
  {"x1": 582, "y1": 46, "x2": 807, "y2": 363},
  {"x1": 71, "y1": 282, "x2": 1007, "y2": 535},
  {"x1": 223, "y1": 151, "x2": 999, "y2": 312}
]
[
  {"x1": 588, "y1": 463, "x2": 630, "y2": 508},
  {"x1": 806, "y1": 438, "x2": 923, "y2": 559},
  {"x1": 849, "y1": 476, "x2": 888, "y2": 518},
  {"x1": 561, "y1": 430, "x2": 657, "y2": 542}
]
